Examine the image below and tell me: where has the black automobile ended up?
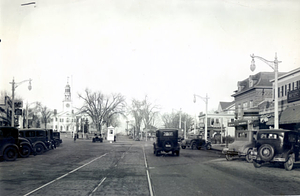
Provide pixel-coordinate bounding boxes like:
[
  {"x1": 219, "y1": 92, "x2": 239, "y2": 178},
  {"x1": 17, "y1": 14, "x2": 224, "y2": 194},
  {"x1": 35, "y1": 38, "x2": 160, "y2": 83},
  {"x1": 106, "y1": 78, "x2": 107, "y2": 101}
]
[
  {"x1": 53, "y1": 132, "x2": 62, "y2": 147},
  {"x1": 181, "y1": 134, "x2": 212, "y2": 150},
  {"x1": 0, "y1": 126, "x2": 35, "y2": 161},
  {"x1": 19, "y1": 128, "x2": 53, "y2": 155},
  {"x1": 153, "y1": 129, "x2": 180, "y2": 156},
  {"x1": 92, "y1": 134, "x2": 103, "y2": 143},
  {"x1": 251, "y1": 129, "x2": 300, "y2": 171}
]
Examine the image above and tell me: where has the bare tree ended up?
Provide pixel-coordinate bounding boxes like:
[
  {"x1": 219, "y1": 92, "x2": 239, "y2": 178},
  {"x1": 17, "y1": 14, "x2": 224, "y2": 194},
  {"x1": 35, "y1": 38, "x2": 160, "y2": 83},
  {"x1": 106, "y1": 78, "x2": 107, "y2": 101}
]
[
  {"x1": 37, "y1": 103, "x2": 53, "y2": 129},
  {"x1": 78, "y1": 88, "x2": 126, "y2": 134},
  {"x1": 129, "y1": 96, "x2": 160, "y2": 136}
]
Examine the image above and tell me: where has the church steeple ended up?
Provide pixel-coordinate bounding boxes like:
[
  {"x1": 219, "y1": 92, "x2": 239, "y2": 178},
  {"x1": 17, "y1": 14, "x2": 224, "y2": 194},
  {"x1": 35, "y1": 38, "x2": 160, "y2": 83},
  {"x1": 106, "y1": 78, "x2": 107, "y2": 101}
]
[
  {"x1": 65, "y1": 77, "x2": 71, "y2": 101},
  {"x1": 63, "y1": 77, "x2": 72, "y2": 112}
]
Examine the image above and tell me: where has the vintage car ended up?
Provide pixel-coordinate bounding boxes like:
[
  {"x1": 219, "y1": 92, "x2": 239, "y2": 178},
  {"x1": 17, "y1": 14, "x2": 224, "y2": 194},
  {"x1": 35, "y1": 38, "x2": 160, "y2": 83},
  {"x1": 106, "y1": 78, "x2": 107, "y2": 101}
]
[
  {"x1": 222, "y1": 130, "x2": 257, "y2": 163},
  {"x1": 0, "y1": 126, "x2": 35, "y2": 161},
  {"x1": 181, "y1": 134, "x2": 212, "y2": 150},
  {"x1": 92, "y1": 134, "x2": 103, "y2": 142},
  {"x1": 53, "y1": 132, "x2": 62, "y2": 147},
  {"x1": 19, "y1": 128, "x2": 53, "y2": 155},
  {"x1": 153, "y1": 129, "x2": 180, "y2": 156},
  {"x1": 251, "y1": 129, "x2": 300, "y2": 171}
]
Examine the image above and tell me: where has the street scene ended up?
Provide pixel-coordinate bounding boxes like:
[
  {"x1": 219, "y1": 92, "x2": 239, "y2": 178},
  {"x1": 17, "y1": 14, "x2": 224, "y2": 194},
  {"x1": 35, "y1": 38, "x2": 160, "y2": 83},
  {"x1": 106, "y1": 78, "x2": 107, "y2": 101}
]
[
  {"x1": 1, "y1": 1, "x2": 300, "y2": 196},
  {"x1": 1, "y1": 135, "x2": 300, "y2": 196}
]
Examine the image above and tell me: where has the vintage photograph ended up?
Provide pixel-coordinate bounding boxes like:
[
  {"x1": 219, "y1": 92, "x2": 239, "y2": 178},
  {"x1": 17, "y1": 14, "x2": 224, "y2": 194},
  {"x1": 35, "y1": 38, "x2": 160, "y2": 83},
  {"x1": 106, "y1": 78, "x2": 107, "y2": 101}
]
[{"x1": 1, "y1": 0, "x2": 300, "y2": 195}]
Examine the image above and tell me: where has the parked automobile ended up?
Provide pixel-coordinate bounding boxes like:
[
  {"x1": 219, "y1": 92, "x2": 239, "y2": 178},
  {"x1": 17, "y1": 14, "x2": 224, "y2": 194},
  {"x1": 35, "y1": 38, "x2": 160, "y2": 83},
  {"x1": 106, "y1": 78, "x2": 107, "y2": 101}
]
[
  {"x1": 53, "y1": 132, "x2": 62, "y2": 147},
  {"x1": 222, "y1": 130, "x2": 257, "y2": 163},
  {"x1": 181, "y1": 134, "x2": 212, "y2": 150},
  {"x1": 153, "y1": 129, "x2": 180, "y2": 156},
  {"x1": 19, "y1": 128, "x2": 53, "y2": 155},
  {"x1": 0, "y1": 126, "x2": 20, "y2": 161},
  {"x1": 92, "y1": 134, "x2": 103, "y2": 142},
  {"x1": 0, "y1": 126, "x2": 35, "y2": 161},
  {"x1": 251, "y1": 129, "x2": 300, "y2": 171}
]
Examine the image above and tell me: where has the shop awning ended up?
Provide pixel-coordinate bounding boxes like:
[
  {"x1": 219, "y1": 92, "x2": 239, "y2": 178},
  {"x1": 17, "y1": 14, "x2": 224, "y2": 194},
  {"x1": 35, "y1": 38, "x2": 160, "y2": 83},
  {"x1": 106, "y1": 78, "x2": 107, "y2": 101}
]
[{"x1": 266, "y1": 105, "x2": 300, "y2": 125}]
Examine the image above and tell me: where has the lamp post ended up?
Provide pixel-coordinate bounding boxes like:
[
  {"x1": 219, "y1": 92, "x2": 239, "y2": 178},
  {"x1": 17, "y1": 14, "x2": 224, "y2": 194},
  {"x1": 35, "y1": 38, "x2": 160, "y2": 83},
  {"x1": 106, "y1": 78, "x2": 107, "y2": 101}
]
[
  {"x1": 250, "y1": 53, "x2": 281, "y2": 129},
  {"x1": 194, "y1": 94, "x2": 209, "y2": 141},
  {"x1": 10, "y1": 78, "x2": 32, "y2": 127}
]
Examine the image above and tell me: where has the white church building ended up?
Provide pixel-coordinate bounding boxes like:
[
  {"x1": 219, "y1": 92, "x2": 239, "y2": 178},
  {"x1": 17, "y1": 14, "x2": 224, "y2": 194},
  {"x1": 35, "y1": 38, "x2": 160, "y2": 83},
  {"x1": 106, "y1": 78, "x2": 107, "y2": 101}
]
[{"x1": 52, "y1": 79, "x2": 78, "y2": 133}]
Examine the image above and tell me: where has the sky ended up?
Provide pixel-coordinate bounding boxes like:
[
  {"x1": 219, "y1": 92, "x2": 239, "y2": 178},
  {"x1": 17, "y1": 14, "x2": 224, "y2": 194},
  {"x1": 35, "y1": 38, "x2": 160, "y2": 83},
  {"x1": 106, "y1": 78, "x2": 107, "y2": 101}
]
[{"x1": 1, "y1": 0, "x2": 300, "y2": 122}]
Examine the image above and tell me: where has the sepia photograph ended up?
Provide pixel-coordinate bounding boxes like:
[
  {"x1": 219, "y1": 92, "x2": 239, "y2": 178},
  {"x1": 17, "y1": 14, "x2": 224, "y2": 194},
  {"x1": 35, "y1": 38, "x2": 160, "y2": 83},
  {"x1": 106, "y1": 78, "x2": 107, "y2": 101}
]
[{"x1": 1, "y1": 0, "x2": 300, "y2": 195}]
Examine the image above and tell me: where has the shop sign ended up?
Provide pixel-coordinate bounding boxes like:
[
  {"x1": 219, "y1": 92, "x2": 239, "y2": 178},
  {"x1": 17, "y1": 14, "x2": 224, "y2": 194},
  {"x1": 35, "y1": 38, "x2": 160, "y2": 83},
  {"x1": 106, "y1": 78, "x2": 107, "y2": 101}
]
[{"x1": 287, "y1": 88, "x2": 300, "y2": 103}]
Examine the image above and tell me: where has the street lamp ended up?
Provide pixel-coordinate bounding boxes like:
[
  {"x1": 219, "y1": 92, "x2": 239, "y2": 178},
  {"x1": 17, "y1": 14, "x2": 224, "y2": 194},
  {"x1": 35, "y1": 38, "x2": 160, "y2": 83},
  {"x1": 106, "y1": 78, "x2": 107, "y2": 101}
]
[
  {"x1": 194, "y1": 94, "x2": 209, "y2": 141},
  {"x1": 250, "y1": 53, "x2": 281, "y2": 129},
  {"x1": 10, "y1": 78, "x2": 32, "y2": 127}
]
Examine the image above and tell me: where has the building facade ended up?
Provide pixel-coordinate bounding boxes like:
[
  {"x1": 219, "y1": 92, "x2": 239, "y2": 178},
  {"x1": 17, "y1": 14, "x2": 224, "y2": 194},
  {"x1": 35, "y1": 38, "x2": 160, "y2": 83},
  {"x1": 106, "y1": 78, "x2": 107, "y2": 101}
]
[
  {"x1": 52, "y1": 80, "x2": 77, "y2": 132},
  {"x1": 261, "y1": 67, "x2": 300, "y2": 130}
]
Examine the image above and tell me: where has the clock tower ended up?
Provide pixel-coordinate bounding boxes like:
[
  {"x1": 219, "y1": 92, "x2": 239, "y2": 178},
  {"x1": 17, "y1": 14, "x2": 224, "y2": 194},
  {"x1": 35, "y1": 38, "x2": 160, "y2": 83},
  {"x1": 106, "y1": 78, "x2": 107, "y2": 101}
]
[{"x1": 63, "y1": 78, "x2": 72, "y2": 112}]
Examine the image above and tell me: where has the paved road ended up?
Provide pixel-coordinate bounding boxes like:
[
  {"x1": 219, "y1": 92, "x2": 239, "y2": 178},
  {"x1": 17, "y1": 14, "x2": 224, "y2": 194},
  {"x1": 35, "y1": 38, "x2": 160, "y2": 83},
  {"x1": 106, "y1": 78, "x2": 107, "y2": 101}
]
[{"x1": 1, "y1": 135, "x2": 300, "y2": 196}]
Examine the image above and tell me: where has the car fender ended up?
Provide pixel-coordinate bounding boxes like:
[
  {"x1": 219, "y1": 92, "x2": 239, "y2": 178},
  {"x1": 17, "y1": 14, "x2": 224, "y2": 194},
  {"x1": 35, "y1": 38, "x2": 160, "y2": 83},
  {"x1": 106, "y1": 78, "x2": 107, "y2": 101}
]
[
  {"x1": 0, "y1": 144, "x2": 19, "y2": 156},
  {"x1": 33, "y1": 141, "x2": 48, "y2": 150}
]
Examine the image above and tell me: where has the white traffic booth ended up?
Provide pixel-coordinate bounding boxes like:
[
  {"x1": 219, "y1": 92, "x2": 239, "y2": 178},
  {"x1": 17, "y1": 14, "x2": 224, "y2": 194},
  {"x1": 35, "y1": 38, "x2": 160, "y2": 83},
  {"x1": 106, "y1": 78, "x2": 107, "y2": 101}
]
[{"x1": 107, "y1": 126, "x2": 115, "y2": 143}]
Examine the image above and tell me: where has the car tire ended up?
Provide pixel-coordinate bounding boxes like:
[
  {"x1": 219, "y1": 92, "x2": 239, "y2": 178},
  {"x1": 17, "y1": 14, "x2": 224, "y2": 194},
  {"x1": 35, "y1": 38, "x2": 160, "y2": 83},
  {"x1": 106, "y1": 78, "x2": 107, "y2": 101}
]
[
  {"x1": 3, "y1": 147, "x2": 18, "y2": 161},
  {"x1": 191, "y1": 143, "x2": 197, "y2": 150},
  {"x1": 19, "y1": 145, "x2": 32, "y2": 158},
  {"x1": 181, "y1": 146, "x2": 186, "y2": 149},
  {"x1": 176, "y1": 150, "x2": 180, "y2": 156},
  {"x1": 155, "y1": 150, "x2": 160, "y2": 156},
  {"x1": 35, "y1": 143, "x2": 44, "y2": 155},
  {"x1": 258, "y1": 144, "x2": 274, "y2": 162},
  {"x1": 245, "y1": 149, "x2": 253, "y2": 163},
  {"x1": 253, "y1": 160, "x2": 262, "y2": 168},
  {"x1": 284, "y1": 154, "x2": 294, "y2": 171},
  {"x1": 206, "y1": 144, "x2": 212, "y2": 150},
  {"x1": 225, "y1": 154, "x2": 233, "y2": 161}
]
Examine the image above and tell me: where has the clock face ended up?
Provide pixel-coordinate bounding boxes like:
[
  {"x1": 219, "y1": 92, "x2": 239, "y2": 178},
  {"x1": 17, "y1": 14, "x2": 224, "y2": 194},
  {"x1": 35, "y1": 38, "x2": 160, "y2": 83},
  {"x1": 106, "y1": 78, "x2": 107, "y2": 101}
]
[{"x1": 66, "y1": 103, "x2": 70, "y2": 108}]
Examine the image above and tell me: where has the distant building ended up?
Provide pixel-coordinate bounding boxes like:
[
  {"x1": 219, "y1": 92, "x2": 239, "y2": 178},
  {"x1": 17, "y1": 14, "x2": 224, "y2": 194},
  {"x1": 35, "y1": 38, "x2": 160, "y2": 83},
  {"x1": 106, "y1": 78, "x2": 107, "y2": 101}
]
[
  {"x1": 52, "y1": 79, "x2": 77, "y2": 132},
  {"x1": 0, "y1": 96, "x2": 12, "y2": 126}
]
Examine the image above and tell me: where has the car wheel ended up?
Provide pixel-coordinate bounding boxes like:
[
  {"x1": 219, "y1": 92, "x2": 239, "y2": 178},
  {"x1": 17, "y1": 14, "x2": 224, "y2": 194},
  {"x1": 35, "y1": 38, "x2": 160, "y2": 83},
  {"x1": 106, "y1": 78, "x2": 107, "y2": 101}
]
[
  {"x1": 19, "y1": 145, "x2": 31, "y2": 158},
  {"x1": 225, "y1": 154, "x2": 233, "y2": 161},
  {"x1": 245, "y1": 149, "x2": 253, "y2": 163},
  {"x1": 35, "y1": 144, "x2": 44, "y2": 155},
  {"x1": 191, "y1": 143, "x2": 197, "y2": 150},
  {"x1": 176, "y1": 150, "x2": 180, "y2": 156},
  {"x1": 284, "y1": 154, "x2": 294, "y2": 171},
  {"x1": 206, "y1": 144, "x2": 212, "y2": 150},
  {"x1": 155, "y1": 150, "x2": 160, "y2": 156},
  {"x1": 181, "y1": 146, "x2": 186, "y2": 149},
  {"x1": 258, "y1": 144, "x2": 274, "y2": 162},
  {"x1": 253, "y1": 160, "x2": 262, "y2": 168},
  {"x1": 3, "y1": 147, "x2": 18, "y2": 161}
]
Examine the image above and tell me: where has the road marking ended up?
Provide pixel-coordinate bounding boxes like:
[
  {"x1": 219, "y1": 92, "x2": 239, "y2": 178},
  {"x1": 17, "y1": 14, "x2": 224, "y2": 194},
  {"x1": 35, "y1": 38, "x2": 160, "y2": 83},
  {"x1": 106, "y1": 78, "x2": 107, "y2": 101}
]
[
  {"x1": 23, "y1": 153, "x2": 108, "y2": 196},
  {"x1": 89, "y1": 177, "x2": 107, "y2": 196},
  {"x1": 143, "y1": 146, "x2": 154, "y2": 196}
]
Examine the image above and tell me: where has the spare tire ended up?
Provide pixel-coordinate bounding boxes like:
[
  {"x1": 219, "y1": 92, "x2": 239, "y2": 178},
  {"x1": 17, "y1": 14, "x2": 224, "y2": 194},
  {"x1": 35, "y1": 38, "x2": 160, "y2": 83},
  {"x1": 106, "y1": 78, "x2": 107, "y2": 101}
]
[
  {"x1": 258, "y1": 144, "x2": 274, "y2": 162},
  {"x1": 163, "y1": 140, "x2": 173, "y2": 151}
]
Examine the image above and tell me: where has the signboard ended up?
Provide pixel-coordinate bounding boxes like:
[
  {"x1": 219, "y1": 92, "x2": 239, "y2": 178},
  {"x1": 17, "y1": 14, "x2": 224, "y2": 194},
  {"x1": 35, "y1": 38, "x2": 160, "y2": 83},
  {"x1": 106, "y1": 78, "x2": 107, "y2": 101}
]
[
  {"x1": 15, "y1": 109, "x2": 22, "y2": 115},
  {"x1": 287, "y1": 89, "x2": 300, "y2": 103},
  {"x1": 14, "y1": 101, "x2": 23, "y2": 108}
]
